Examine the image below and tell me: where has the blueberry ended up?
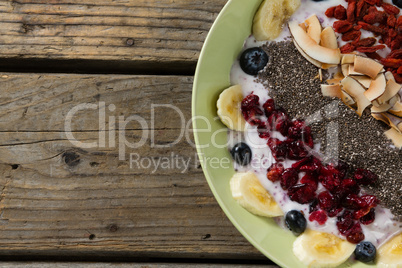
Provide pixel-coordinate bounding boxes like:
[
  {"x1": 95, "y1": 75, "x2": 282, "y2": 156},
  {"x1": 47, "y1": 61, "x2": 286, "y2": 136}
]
[
  {"x1": 392, "y1": 0, "x2": 402, "y2": 8},
  {"x1": 239, "y1": 47, "x2": 269, "y2": 75},
  {"x1": 285, "y1": 210, "x2": 307, "y2": 236},
  {"x1": 354, "y1": 241, "x2": 376, "y2": 263},
  {"x1": 230, "y1": 142, "x2": 252, "y2": 166}
]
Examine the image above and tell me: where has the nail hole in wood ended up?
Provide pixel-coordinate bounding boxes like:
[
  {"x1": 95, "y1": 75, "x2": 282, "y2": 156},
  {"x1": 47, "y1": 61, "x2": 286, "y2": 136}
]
[
  {"x1": 202, "y1": 234, "x2": 211, "y2": 240},
  {"x1": 89, "y1": 234, "x2": 96, "y2": 240},
  {"x1": 90, "y1": 162, "x2": 99, "y2": 167},
  {"x1": 63, "y1": 152, "x2": 80, "y2": 167},
  {"x1": 108, "y1": 224, "x2": 118, "y2": 232},
  {"x1": 126, "y1": 38, "x2": 134, "y2": 46},
  {"x1": 11, "y1": 164, "x2": 19, "y2": 170}
]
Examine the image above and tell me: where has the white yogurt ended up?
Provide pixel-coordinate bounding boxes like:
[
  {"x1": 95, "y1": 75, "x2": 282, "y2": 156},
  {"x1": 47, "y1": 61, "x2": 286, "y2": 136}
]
[{"x1": 228, "y1": 0, "x2": 401, "y2": 248}]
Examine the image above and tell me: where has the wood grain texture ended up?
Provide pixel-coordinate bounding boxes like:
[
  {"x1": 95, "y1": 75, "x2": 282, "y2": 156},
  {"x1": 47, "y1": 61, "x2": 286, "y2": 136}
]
[
  {"x1": 0, "y1": 0, "x2": 228, "y2": 71},
  {"x1": 0, "y1": 263, "x2": 277, "y2": 268},
  {"x1": 0, "y1": 73, "x2": 267, "y2": 260}
]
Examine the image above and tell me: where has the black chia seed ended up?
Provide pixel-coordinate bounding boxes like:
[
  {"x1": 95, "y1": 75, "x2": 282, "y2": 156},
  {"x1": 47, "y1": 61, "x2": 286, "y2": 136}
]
[{"x1": 257, "y1": 41, "x2": 402, "y2": 218}]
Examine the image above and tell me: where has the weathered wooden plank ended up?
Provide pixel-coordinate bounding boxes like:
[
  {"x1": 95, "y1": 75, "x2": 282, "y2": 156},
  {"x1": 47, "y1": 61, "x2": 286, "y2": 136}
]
[
  {"x1": 0, "y1": 73, "x2": 266, "y2": 260},
  {"x1": 0, "y1": 264, "x2": 277, "y2": 268},
  {"x1": 0, "y1": 0, "x2": 228, "y2": 72}
]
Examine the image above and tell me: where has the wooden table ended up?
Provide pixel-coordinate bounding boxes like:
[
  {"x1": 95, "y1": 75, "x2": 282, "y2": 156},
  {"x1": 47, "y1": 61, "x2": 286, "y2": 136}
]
[{"x1": 0, "y1": 0, "x2": 279, "y2": 266}]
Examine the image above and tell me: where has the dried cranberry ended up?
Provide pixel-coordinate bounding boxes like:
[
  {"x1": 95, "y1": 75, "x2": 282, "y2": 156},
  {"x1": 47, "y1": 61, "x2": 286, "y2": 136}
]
[
  {"x1": 267, "y1": 163, "x2": 284, "y2": 182},
  {"x1": 336, "y1": 160, "x2": 350, "y2": 180},
  {"x1": 309, "y1": 198, "x2": 319, "y2": 213},
  {"x1": 262, "y1": 98, "x2": 275, "y2": 117},
  {"x1": 302, "y1": 126, "x2": 314, "y2": 148},
  {"x1": 257, "y1": 122, "x2": 270, "y2": 139},
  {"x1": 291, "y1": 157, "x2": 312, "y2": 170},
  {"x1": 346, "y1": 222, "x2": 365, "y2": 244},
  {"x1": 353, "y1": 169, "x2": 378, "y2": 185},
  {"x1": 300, "y1": 173, "x2": 318, "y2": 191},
  {"x1": 360, "y1": 208, "x2": 376, "y2": 225},
  {"x1": 288, "y1": 184, "x2": 316, "y2": 204},
  {"x1": 318, "y1": 165, "x2": 342, "y2": 192},
  {"x1": 287, "y1": 140, "x2": 309, "y2": 160},
  {"x1": 280, "y1": 168, "x2": 298, "y2": 190},
  {"x1": 268, "y1": 109, "x2": 290, "y2": 135},
  {"x1": 267, "y1": 138, "x2": 288, "y2": 161},
  {"x1": 353, "y1": 207, "x2": 371, "y2": 220},
  {"x1": 337, "y1": 178, "x2": 360, "y2": 197},
  {"x1": 342, "y1": 193, "x2": 367, "y2": 210},
  {"x1": 318, "y1": 191, "x2": 337, "y2": 211},
  {"x1": 360, "y1": 194, "x2": 380, "y2": 208},
  {"x1": 241, "y1": 94, "x2": 263, "y2": 124},
  {"x1": 337, "y1": 210, "x2": 355, "y2": 235},
  {"x1": 299, "y1": 157, "x2": 322, "y2": 173},
  {"x1": 309, "y1": 210, "x2": 328, "y2": 225},
  {"x1": 327, "y1": 207, "x2": 344, "y2": 217},
  {"x1": 287, "y1": 119, "x2": 305, "y2": 139}
]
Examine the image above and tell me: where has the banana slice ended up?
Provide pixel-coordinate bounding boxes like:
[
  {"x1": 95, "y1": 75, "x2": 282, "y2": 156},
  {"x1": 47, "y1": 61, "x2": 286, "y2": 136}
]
[
  {"x1": 377, "y1": 233, "x2": 402, "y2": 268},
  {"x1": 230, "y1": 172, "x2": 283, "y2": 217},
  {"x1": 253, "y1": 0, "x2": 301, "y2": 41},
  {"x1": 293, "y1": 229, "x2": 355, "y2": 267},
  {"x1": 216, "y1": 85, "x2": 246, "y2": 131}
]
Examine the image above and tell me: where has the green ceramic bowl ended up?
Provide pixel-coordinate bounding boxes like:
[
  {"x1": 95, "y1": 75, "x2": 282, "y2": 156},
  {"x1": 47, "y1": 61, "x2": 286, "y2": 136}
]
[{"x1": 192, "y1": 0, "x2": 369, "y2": 267}]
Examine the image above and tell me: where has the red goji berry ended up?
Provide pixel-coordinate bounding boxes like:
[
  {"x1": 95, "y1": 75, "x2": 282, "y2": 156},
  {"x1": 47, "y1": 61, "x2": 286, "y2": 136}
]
[
  {"x1": 390, "y1": 36, "x2": 402, "y2": 50},
  {"x1": 397, "y1": 66, "x2": 402, "y2": 75},
  {"x1": 381, "y1": 3, "x2": 400, "y2": 15},
  {"x1": 354, "y1": 37, "x2": 377, "y2": 47},
  {"x1": 334, "y1": 5, "x2": 348, "y2": 20},
  {"x1": 334, "y1": 20, "x2": 354, "y2": 33},
  {"x1": 365, "y1": 52, "x2": 383, "y2": 60},
  {"x1": 392, "y1": 71, "x2": 402, "y2": 83},
  {"x1": 347, "y1": 0, "x2": 357, "y2": 22},
  {"x1": 387, "y1": 15, "x2": 397, "y2": 27},
  {"x1": 342, "y1": 30, "x2": 362, "y2": 41},
  {"x1": 354, "y1": 25, "x2": 363, "y2": 30},
  {"x1": 357, "y1": 21, "x2": 387, "y2": 35},
  {"x1": 388, "y1": 28, "x2": 397, "y2": 39},
  {"x1": 363, "y1": 13, "x2": 378, "y2": 24},
  {"x1": 398, "y1": 16, "x2": 402, "y2": 25},
  {"x1": 380, "y1": 58, "x2": 402, "y2": 68},
  {"x1": 325, "y1": 6, "x2": 336, "y2": 17},
  {"x1": 375, "y1": 0, "x2": 383, "y2": 6},
  {"x1": 364, "y1": 0, "x2": 376, "y2": 5},
  {"x1": 356, "y1": 0, "x2": 368, "y2": 19},
  {"x1": 340, "y1": 43, "x2": 356, "y2": 53},
  {"x1": 356, "y1": 44, "x2": 386, "y2": 52},
  {"x1": 388, "y1": 49, "x2": 402, "y2": 59}
]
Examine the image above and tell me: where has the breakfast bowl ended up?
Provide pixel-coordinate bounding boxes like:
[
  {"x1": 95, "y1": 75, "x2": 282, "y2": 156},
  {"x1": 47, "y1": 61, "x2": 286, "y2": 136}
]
[{"x1": 192, "y1": 0, "x2": 400, "y2": 267}]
